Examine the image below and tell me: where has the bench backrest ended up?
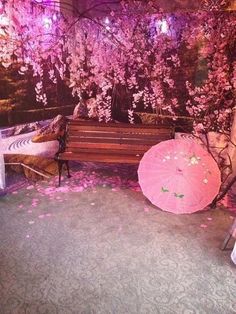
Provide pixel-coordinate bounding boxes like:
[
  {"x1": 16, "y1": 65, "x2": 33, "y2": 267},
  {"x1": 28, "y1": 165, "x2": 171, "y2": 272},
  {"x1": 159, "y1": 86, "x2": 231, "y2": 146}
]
[{"x1": 65, "y1": 120, "x2": 175, "y2": 156}]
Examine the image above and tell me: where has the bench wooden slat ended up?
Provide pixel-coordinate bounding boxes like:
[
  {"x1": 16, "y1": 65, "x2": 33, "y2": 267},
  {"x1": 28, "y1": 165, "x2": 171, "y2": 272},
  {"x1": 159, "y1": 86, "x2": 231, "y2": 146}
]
[
  {"x1": 66, "y1": 142, "x2": 152, "y2": 151},
  {"x1": 63, "y1": 147, "x2": 144, "y2": 156},
  {"x1": 68, "y1": 124, "x2": 174, "y2": 136},
  {"x1": 68, "y1": 130, "x2": 122, "y2": 138},
  {"x1": 67, "y1": 131, "x2": 172, "y2": 141},
  {"x1": 68, "y1": 129, "x2": 174, "y2": 138},
  {"x1": 59, "y1": 152, "x2": 142, "y2": 163},
  {"x1": 69, "y1": 120, "x2": 171, "y2": 129},
  {"x1": 67, "y1": 136, "x2": 169, "y2": 145}
]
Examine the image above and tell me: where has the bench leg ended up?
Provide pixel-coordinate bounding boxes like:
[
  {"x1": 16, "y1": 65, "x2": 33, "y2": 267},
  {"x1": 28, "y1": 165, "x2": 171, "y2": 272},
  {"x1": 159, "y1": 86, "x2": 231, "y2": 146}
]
[
  {"x1": 221, "y1": 233, "x2": 232, "y2": 251},
  {"x1": 66, "y1": 161, "x2": 71, "y2": 179},
  {"x1": 58, "y1": 160, "x2": 63, "y2": 187},
  {"x1": 221, "y1": 218, "x2": 236, "y2": 251}
]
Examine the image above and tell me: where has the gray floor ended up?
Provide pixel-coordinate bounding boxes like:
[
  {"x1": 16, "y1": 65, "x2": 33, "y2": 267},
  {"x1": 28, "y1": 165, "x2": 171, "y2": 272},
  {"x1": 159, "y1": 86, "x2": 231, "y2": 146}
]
[{"x1": 0, "y1": 165, "x2": 235, "y2": 314}]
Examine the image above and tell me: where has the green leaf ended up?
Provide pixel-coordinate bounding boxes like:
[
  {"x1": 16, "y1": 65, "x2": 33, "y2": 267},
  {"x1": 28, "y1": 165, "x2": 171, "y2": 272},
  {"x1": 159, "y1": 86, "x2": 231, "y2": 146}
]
[
  {"x1": 161, "y1": 187, "x2": 169, "y2": 193},
  {"x1": 174, "y1": 193, "x2": 184, "y2": 199}
]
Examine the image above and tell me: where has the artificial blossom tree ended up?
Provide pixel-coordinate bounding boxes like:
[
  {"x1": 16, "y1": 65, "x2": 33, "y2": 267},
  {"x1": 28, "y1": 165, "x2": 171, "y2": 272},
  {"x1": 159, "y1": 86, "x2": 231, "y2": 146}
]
[
  {"x1": 0, "y1": 0, "x2": 236, "y2": 200},
  {"x1": 0, "y1": 0, "x2": 235, "y2": 127}
]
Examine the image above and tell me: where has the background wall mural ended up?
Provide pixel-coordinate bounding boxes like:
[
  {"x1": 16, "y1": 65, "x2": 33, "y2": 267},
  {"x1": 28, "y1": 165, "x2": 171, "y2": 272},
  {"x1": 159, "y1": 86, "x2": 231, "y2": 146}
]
[{"x1": 0, "y1": 1, "x2": 235, "y2": 133}]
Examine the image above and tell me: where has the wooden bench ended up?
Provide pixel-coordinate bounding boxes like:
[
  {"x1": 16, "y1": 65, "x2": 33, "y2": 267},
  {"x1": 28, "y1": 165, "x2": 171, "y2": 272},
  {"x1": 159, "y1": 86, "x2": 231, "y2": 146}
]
[{"x1": 55, "y1": 120, "x2": 175, "y2": 186}]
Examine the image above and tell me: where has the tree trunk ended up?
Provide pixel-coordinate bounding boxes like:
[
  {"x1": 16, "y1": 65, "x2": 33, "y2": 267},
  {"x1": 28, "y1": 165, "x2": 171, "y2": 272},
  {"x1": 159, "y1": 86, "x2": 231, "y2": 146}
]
[
  {"x1": 0, "y1": 132, "x2": 6, "y2": 190},
  {"x1": 211, "y1": 107, "x2": 236, "y2": 207},
  {"x1": 227, "y1": 107, "x2": 236, "y2": 176}
]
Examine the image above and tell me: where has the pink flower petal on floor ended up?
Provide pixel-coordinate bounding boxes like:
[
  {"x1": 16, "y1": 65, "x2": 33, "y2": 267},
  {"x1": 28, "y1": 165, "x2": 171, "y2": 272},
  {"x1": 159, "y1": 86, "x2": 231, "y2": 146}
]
[
  {"x1": 91, "y1": 203, "x2": 95, "y2": 206},
  {"x1": 144, "y1": 207, "x2": 150, "y2": 212},
  {"x1": 73, "y1": 187, "x2": 84, "y2": 192},
  {"x1": 38, "y1": 214, "x2": 45, "y2": 219},
  {"x1": 200, "y1": 224, "x2": 208, "y2": 228},
  {"x1": 19, "y1": 205, "x2": 23, "y2": 208},
  {"x1": 230, "y1": 216, "x2": 234, "y2": 220},
  {"x1": 28, "y1": 220, "x2": 35, "y2": 225},
  {"x1": 27, "y1": 210, "x2": 32, "y2": 213},
  {"x1": 207, "y1": 217, "x2": 213, "y2": 221},
  {"x1": 57, "y1": 186, "x2": 69, "y2": 193},
  {"x1": 46, "y1": 213, "x2": 52, "y2": 217},
  {"x1": 26, "y1": 235, "x2": 30, "y2": 238},
  {"x1": 27, "y1": 185, "x2": 34, "y2": 190}
]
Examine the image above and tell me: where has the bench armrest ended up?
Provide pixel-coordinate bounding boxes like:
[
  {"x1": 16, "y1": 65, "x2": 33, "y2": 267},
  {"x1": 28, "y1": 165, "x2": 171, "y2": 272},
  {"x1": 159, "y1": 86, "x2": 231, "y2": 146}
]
[{"x1": 55, "y1": 131, "x2": 67, "y2": 159}]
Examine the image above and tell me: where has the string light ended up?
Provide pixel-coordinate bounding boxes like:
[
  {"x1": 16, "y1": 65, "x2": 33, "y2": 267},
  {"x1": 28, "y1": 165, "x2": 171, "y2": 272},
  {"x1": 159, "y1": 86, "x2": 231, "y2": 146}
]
[
  {"x1": 104, "y1": 17, "x2": 111, "y2": 31},
  {"x1": 156, "y1": 19, "x2": 169, "y2": 34},
  {"x1": 104, "y1": 17, "x2": 110, "y2": 24},
  {"x1": 160, "y1": 20, "x2": 169, "y2": 33},
  {"x1": 42, "y1": 16, "x2": 52, "y2": 29},
  {"x1": 52, "y1": 13, "x2": 57, "y2": 21},
  {"x1": 0, "y1": 15, "x2": 10, "y2": 26}
]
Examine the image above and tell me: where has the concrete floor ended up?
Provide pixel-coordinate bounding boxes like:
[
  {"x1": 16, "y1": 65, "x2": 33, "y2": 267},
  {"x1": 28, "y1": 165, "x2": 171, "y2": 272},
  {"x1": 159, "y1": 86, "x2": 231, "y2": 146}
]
[
  {"x1": 0, "y1": 164, "x2": 235, "y2": 314},
  {"x1": 0, "y1": 128, "x2": 235, "y2": 312}
]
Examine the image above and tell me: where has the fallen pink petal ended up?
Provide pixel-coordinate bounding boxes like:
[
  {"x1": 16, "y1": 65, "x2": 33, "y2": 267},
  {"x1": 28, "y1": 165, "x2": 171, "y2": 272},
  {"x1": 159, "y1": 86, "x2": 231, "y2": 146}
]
[{"x1": 27, "y1": 186, "x2": 34, "y2": 190}]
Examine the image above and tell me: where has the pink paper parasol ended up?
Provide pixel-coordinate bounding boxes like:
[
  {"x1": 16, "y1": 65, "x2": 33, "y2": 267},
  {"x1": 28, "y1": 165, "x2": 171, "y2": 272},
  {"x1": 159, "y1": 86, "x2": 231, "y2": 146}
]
[{"x1": 138, "y1": 139, "x2": 221, "y2": 214}]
